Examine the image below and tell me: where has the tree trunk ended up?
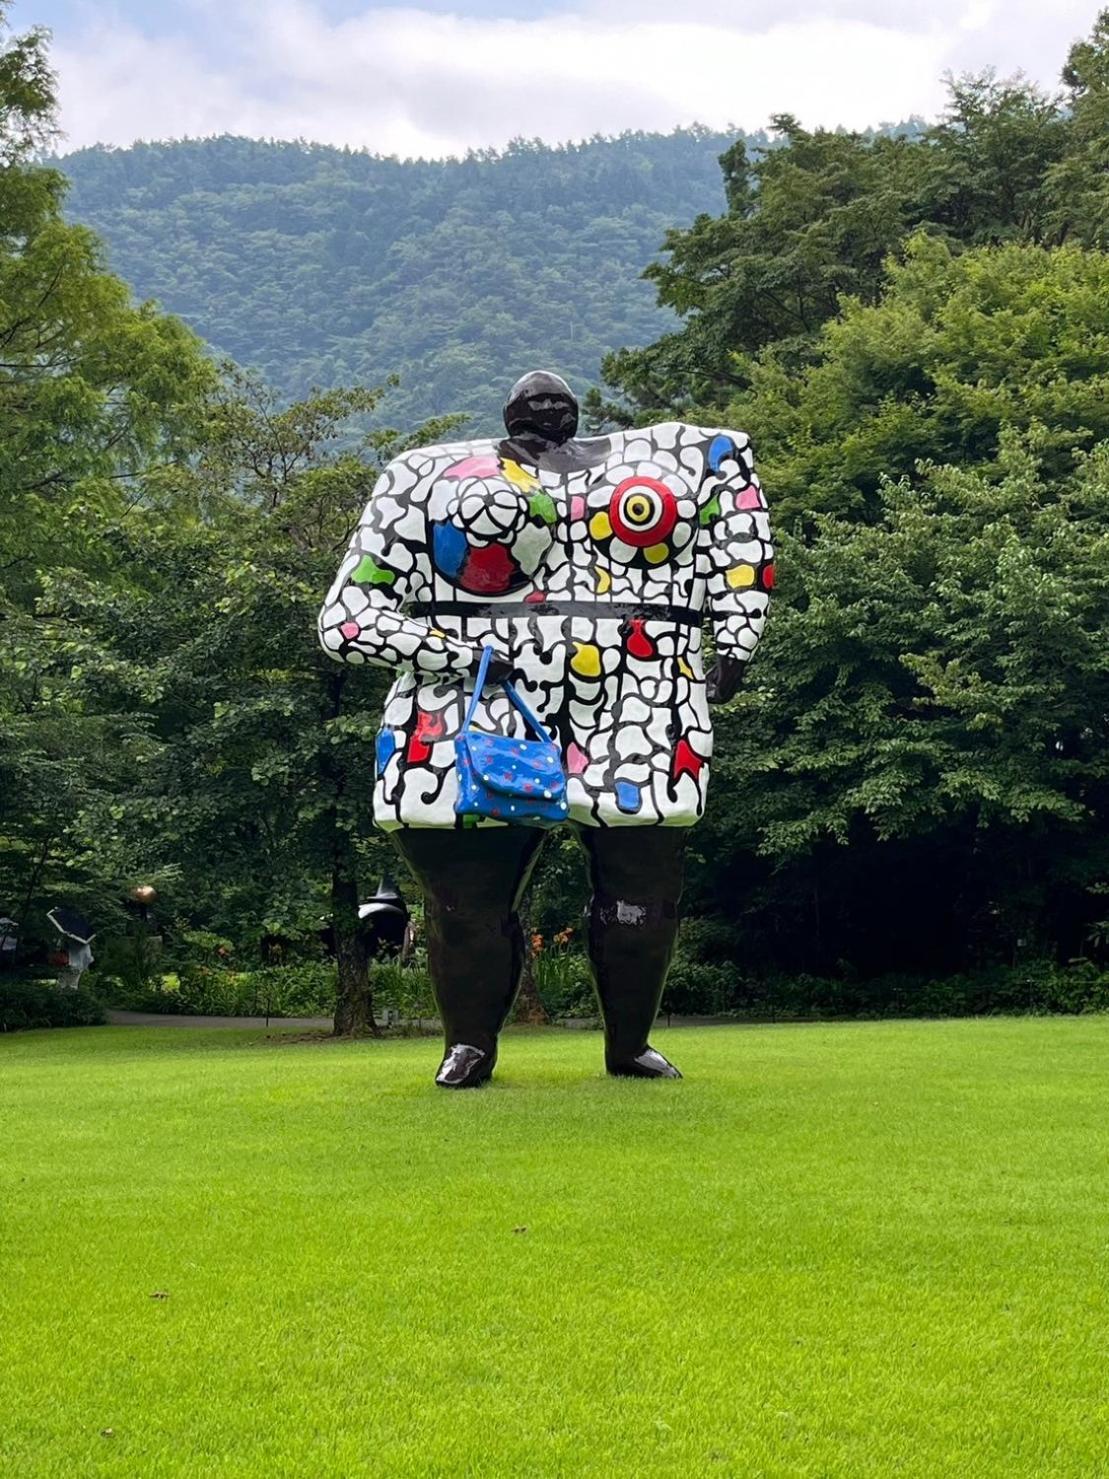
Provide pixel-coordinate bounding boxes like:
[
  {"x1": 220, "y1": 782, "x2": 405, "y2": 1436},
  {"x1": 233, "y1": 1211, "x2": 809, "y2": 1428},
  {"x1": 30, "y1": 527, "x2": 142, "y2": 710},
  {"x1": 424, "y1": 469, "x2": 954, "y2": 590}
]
[{"x1": 332, "y1": 863, "x2": 376, "y2": 1036}]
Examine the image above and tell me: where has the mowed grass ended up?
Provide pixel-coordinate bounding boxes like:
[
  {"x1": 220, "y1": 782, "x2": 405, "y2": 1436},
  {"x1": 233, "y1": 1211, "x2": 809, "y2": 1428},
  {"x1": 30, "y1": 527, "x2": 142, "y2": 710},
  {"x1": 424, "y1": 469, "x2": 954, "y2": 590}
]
[{"x1": 3, "y1": 1020, "x2": 1109, "y2": 1477}]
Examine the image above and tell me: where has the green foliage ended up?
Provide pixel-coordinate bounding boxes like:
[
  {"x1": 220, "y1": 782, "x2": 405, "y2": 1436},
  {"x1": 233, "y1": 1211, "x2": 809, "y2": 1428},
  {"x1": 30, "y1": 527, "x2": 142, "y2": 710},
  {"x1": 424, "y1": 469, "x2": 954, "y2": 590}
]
[
  {"x1": 532, "y1": 947, "x2": 596, "y2": 1020},
  {"x1": 0, "y1": 979, "x2": 105, "y2": 1031},
  {"x1": 597, "y1": 44, "x2": 1107, "y2": 421},
  {"x1": 7, "y1": 9, "x2": 1109, "y2": 1007},
  {"x1": 598, "y1": 117, "x2": 927, "y2": 418},
  {"x1": 0, "y1": 4, "x2": 216, "y2": 966},
  {"x1": 661, "y1": 958, "x2": 1109, "y2": 1021},
  {"x1": 99, "y1": 957, "x2": 444, "y2": 1025},
  {"x1": 596, "y1": 16, "x2": 1109, "y2": 982},
  {"x1": 369, "y1": 957, "x2": 437, "y2": 1027},
  {"x1": 691, "y1": 426, "x2": 1109, "y2": 973},
  {"x1": 1049, "y1": 11, "x2": 1109, "y2": 247},
  {"x1": 105, "y1": 962, "x2": 339, "y2": 1018},
  {"x1": 734, "y1": 235, "x2": 1109, "y2": 527}
]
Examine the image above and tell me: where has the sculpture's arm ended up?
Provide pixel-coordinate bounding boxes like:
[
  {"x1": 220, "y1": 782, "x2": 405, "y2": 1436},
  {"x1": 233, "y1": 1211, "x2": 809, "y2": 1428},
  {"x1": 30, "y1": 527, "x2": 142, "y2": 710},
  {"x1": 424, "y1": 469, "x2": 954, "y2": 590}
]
[
  {"x1": 703, "y1": 434, "x2": 773, "y2": 702},
  {"x1": 318, "y1": 466, "x2": 485, "y2": 679}
]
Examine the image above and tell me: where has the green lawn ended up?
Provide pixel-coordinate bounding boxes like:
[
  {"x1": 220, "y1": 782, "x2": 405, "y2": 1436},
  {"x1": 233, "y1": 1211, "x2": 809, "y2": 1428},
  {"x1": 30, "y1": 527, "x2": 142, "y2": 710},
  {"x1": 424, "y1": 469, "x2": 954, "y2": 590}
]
[{"x1": 3, "y1": 1019, "x2": 1109, "y2": 1477}]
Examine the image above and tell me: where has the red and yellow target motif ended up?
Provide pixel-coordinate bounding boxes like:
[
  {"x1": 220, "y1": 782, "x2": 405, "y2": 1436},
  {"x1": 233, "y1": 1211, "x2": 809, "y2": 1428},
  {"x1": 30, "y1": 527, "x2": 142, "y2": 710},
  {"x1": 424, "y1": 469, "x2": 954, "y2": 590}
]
[{"x1": 608, "y1": 476, "x2": 678, "y2": 548}]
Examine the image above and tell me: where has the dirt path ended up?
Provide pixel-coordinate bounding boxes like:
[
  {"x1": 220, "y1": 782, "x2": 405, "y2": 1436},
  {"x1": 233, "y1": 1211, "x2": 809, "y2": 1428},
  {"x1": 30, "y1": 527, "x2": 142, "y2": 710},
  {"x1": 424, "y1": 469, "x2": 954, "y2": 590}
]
[{"x1": 105, "y1": 1009, "x2": 737, "y2": 1031}]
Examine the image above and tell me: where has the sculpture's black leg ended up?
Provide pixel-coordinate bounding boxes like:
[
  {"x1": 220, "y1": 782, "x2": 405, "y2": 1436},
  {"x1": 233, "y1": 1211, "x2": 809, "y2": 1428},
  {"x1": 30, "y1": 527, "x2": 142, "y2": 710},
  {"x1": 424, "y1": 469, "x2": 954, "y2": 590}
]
[
  {"x1": 393, "y1": 827, "x2": 546, "y2": 1087},
  {"x1": 576, "y1": 826, "x2": 687, "y2": 1079}
]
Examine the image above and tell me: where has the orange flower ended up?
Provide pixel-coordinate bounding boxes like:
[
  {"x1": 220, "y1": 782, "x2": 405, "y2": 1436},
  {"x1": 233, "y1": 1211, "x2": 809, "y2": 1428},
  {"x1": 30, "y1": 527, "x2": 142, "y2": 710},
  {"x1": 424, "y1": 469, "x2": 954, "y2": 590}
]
[{"x1": 530, "y1": 932, "x2": 544, "y2": 953}]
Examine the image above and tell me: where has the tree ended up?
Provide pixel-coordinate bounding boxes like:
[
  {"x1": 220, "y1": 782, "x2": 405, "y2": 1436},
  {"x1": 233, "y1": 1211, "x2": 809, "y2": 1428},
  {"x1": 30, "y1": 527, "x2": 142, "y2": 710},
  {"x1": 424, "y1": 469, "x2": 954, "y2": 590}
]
[
  {"x1": 917, "y1": 72, "x2": 1067, "y2": 248},
  {"x1": 676, "y1": 235, "x2": 1109, "y2": 975},
  {"x1": 61, "y1": 370, "x2": 461, "y2": 1034},
  {"x1": 696, "y1": 429, "x2": 1109, "y2": 974},
  {"x1": 1048, "y1": 9, "x2": 1109, "y2": 247},
  {"x1": 594, "y1": 65, "x2": 1075, "y2": 423},
  {"x1": 0, "y1": 2, "x2": 215, "y2": 956},
  {"x1": 729, "y1": 235, "x2": 1109, "y2": 531},
  {"x1": 593, "y1": 118, "x2": 924, "y2": 421}
]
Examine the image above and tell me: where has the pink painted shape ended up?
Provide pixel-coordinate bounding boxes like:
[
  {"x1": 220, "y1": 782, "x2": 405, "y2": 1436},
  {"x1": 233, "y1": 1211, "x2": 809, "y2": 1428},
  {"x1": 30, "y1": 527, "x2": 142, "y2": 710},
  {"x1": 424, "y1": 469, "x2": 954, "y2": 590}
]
[
  {"x1": 570, "y1": 495, "x2": 586, "y2": 521},
  {"x1": 567, "y1": 742, "x2": 589, "y2": 776},
  {"x1": 524, "y1": 590, "x2": 548, "y2": 604},
  {"x1": 339, "y1": 620, "x2": 361, "y2": 639},
  {"x1": 443, "y1": 455, "x2": 500, "y2": 480},
  {"x1": 738, "y1": 485, "x2": 763, "y2": 510}
]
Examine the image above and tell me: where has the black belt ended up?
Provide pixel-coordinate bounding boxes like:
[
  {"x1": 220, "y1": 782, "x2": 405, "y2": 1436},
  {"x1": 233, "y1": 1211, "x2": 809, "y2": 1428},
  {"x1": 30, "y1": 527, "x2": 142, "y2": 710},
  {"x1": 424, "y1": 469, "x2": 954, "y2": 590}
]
[{"x1": 408, "y1": 600, "x2": 703, "y2": 626}]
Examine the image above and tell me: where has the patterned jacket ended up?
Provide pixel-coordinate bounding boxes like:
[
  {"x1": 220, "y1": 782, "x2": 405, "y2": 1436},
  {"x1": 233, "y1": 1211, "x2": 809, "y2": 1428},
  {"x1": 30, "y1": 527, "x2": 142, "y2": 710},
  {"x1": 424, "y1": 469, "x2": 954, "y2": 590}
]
[{"x1": 319, "y1": 423, "x2": 772, "y2": 828}]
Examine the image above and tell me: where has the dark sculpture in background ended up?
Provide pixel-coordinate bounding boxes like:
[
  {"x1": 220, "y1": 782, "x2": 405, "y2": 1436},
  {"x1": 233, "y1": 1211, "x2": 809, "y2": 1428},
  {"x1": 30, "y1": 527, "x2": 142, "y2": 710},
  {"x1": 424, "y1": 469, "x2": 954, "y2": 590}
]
[{"x1": 319, "y1": 371, "x2": 773, "y2": 1087}]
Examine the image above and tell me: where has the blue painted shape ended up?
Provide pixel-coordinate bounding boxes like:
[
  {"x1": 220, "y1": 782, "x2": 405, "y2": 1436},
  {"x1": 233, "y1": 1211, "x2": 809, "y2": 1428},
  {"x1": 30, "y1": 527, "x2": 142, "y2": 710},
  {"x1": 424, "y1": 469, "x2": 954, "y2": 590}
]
[
  {"x1": 707, "y1": 434, "x2": 737, "y2": 473},
  {"x1": 375, "y1": 729, "x2": 398, "y2": 777},
  {"x1": 432, "y1": 520, "x2": 468, "y2": 578},
  {"x1": 614, "y1": 780, "x2": 643, "y2": 814}
]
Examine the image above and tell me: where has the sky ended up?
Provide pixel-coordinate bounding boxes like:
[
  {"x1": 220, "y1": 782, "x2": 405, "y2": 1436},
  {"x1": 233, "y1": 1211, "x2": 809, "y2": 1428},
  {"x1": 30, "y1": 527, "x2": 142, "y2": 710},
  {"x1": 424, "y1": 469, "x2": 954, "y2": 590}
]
[{"x1": 11, "y1": 0, "x2": 1104, "y2": 159}]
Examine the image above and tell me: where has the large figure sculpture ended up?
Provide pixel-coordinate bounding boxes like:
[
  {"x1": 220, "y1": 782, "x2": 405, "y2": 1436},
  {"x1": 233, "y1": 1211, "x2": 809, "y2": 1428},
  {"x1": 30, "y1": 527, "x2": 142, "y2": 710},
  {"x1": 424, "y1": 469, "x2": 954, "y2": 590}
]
[{"x1": 319, "y1": 372, "x2": 773, "y2": 1087}]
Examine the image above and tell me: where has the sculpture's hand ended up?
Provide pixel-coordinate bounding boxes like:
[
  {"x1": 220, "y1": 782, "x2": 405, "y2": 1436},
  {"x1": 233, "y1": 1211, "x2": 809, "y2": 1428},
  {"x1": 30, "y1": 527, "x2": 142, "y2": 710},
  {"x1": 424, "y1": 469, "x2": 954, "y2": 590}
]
[{"x1": 706, "y1": 655, "x2": 745, "y2": 705}]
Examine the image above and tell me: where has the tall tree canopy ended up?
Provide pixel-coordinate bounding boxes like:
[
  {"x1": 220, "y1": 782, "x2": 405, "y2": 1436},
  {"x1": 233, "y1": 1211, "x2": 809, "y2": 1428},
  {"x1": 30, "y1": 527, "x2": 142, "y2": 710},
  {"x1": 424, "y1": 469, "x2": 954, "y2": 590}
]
[
  {"x1": 0, "y1": 1, "x2": 216, "y2": 954},
  {"x1": 594, "y1": 36, "x2": 1108, "y2": 424}
]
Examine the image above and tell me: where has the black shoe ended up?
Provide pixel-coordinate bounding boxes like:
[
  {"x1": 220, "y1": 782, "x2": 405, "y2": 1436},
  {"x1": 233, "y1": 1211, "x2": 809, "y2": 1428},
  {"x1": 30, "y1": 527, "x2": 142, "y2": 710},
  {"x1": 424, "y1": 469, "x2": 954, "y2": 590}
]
[
  {"x1": 435, "y1": 1043, "x2": 495, "y2": 1089},
  {"x1": 606, "y1": 1045, "x2": 682, "y2": 1080}
]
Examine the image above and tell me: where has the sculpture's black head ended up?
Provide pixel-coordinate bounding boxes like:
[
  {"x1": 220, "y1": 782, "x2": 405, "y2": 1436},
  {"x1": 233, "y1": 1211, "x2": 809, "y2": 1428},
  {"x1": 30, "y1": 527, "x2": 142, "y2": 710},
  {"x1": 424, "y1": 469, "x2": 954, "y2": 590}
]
[{"x1": 503, "y1": 370, "x2": 579, "y2": 446}]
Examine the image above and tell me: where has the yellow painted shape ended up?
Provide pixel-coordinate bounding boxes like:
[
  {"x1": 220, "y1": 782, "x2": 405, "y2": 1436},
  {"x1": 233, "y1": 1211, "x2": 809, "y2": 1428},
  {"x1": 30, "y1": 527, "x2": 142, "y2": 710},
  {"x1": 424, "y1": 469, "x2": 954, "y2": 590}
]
[
  {"x1": 502, "y1": 458, "x2": 539, "y2": 491},
  {"x1": 645, "y1": 543, "x2": 669, "y2": 564},
  {"x1": 678, "y1": 657, "x2": 694, "y2": 679},
  {"x1": 589, "y1": 510, "x2": 612, "y2": 541},
  {"x1": 571, "y1": 641, "x2": 602, "y2": 678},
  {"x1": 727, "y1": 564, "x2": 757, "y2": 589},
  {"x1": 595, "y1": 566, "x2": 612, "y2": 594}
]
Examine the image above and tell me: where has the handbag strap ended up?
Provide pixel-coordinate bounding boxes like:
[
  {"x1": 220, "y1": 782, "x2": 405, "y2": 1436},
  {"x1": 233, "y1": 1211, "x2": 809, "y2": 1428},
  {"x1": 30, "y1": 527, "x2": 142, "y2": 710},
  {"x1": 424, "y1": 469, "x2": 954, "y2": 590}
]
[
  {"x1": 503, "y1": 678, "x2": 553, "y2": 744},
  {"x1": 461, "y1": 644, "x2": 495, "y2": 732},
  {"x1": 462, "y1": 644, "x2": 555, "y2": 745}
]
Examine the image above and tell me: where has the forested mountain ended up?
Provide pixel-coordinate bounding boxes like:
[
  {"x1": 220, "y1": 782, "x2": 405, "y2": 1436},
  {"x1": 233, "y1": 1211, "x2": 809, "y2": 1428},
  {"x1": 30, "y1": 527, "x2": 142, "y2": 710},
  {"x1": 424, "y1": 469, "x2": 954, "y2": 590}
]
[{"x1": 58, "y1": 130, "x2": 755, "y2": 430}]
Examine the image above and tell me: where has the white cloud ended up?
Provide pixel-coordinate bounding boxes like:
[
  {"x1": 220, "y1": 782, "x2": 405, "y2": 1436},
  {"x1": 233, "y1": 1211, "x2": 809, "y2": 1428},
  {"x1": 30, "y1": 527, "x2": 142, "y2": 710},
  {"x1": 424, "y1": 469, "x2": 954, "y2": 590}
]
[{"x1": 52, "y1": 0, "x2": 1099, "y2": 157}]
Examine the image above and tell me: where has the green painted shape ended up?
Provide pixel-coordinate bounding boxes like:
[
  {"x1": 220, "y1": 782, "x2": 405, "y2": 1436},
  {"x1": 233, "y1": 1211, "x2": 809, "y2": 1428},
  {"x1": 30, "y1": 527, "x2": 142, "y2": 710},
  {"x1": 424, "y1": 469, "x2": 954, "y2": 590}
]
[
  {"x1": 699, "y1": 494, "x2": 721, "y2": 526},
  {"x1": 528, "y1": 491, "x2": 557, "y2": 526},
  {"x1": 350, "y1": 553, "x2": 396, "y2": 586}
]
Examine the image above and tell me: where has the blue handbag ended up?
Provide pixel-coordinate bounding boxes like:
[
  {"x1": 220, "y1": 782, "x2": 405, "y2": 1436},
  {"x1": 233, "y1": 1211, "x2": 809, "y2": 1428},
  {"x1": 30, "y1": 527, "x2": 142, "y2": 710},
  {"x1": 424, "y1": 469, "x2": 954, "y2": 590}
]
[{"x1": 455, "y1": 645, "x2": 569, "y2": 826}]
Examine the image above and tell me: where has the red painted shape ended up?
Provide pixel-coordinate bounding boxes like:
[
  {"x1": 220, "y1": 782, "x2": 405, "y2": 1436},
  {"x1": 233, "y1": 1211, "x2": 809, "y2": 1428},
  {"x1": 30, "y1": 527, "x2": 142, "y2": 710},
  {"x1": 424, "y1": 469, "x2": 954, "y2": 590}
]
[
  {"x1": 462, "y1": 543, "x2": 515, "y2": 594},
  {"x1": 626, "y1": 617, "x2": 656, "y2": 660},
  {"x1": 762, "y1": 562, "x2": 776, "y2": 591},
  {"x1": 524, "y1": 590, "x2": 548, "y2": 604},
  {"x1": 672, "y1": 737, "x2": 704, "y2": 782},
  {"x1": 407, "y1": 708, "x2": 445, "y2": 764},
  {"x1": 609, "y1": 476, "x2": 678, "y2": 547}
]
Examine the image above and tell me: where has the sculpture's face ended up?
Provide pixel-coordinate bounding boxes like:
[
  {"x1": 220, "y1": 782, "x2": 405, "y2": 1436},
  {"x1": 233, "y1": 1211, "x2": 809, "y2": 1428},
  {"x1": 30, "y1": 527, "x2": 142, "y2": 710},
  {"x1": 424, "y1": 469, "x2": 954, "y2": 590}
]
[{"x1": 503, "y1": 370, "x2": 579, "y2": 444}]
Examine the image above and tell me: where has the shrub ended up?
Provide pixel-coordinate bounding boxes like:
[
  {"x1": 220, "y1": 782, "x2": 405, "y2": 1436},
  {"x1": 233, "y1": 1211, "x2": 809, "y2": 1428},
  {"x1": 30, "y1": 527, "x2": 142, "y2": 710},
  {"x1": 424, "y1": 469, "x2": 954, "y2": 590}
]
[
  {"x1": 533, "y1": 950, "x2": 596, "y2": 1020},
  {"x1": 658, "y1": 958, "x2": 1109, "y2": 1021},
  {"x1": 97, "y1": 962, "x2": 339, "y2": 1017},
  {"x1": 370, "y1": 957, "x2": 437, "y2": 1025},
  {"x1": 0, "y1": 980, "x2": 106, "y2": 1032}
]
